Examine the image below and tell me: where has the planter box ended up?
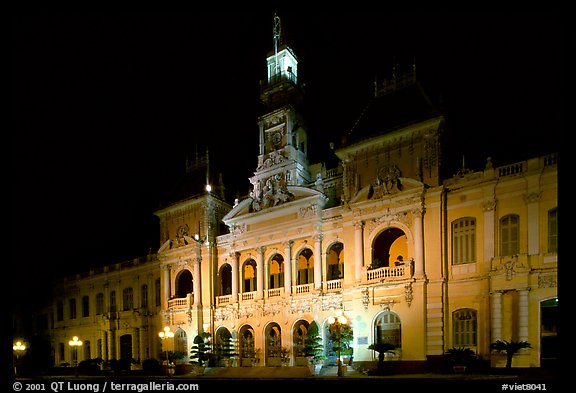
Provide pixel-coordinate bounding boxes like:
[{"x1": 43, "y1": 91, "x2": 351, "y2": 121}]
[{"x1": 267, "y1": 357, "x2": 282, "y2": 367}]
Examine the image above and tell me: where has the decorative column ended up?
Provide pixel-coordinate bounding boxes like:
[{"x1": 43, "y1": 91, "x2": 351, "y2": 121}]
[
  {"x1": 482, "y1": 199, "x2": 497, "y2": 262},
  {"x1": 491, "y1": 291, "x2": 503, "y2": 342},
  {"x1": 133, "y1": 328, "x2": 140, "y2": 362},
  {"x1": 102, "y1": 331, "x2": 108, "y2": 361},
  {"x1": 162, "y1": 265, "x2": 171, "y2": 309},
  {"x1": 193, "y1": 243, "x2": 202, "y2": 306},
  {"x1": 108, "y1": 330, "x2": 116, "y2": 361},
  {"x1": 354, "y1": 221, "x2": 364, "y2": 283},
  {"x1": 525, "y1": 192, "x2": 541, "y2": 255},
  {"x1": 314, "y1": 234, "x2": 323, "y2": 290},
  {"x1": 256, "y1": 247, "x2": 265, "y2": 299},
  {"x1": 517, "y1": 289, "x2": 530, "y2": 342},
  {"x1": 412, "y1": 209, "x2": 425, "y2": 277},
  {"x1": 283, "y1": 241, "x2": 293, "y2": 295},
  {"x1": 230, "y1": 252, "x2": 239, "y2": 303}
]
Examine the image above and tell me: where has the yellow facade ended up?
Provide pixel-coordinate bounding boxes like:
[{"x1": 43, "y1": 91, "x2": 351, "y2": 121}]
[{"x1": 50, "y1": 38, "x2": 558, "y2": 372}]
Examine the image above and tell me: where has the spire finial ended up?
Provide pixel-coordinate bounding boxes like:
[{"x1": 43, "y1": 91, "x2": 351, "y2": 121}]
[{"x1": 273, "y1": 13, "x2": 282, "y2": 75}]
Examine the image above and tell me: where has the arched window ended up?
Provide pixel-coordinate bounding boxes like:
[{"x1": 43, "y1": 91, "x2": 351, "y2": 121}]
[
  {"x1": 453, "y1": 308, "x2": 477, "y2": 347},
  {"x1": 297, "y1": 248, "x2": 314, "y2": 285},
  {"x1": 175, "y1": 270, "x2": 193, "y2": 298},
  {"x1": 269, "y1": 254, "x2": 284, "y2": 289},
  {"x1": 243, "y1": 259, "x2": 257, "y2": 292},
  {"x1": 327, "y1": 242, "x2": 344, "y2": 280},
  {"x1": 220, "y1": 264, "x2": 232, "y2": 296},
  {"x1": 500, "y1": 214, "x2": 520, "y2": 256},
  {"x1": 375, "y1": 311, "x2": 401, "y2": 348},
  {"x1": 452, "y1": 217, "x2": 476, "y2": 265},
  {"x1": 371, "y1": 228, "x2": 407, "y2": 269}
]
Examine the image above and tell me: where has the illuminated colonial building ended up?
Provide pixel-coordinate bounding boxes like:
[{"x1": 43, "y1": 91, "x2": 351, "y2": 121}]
[{"x1": 50, "y1": 17, "x2": 558, "y2": 371}]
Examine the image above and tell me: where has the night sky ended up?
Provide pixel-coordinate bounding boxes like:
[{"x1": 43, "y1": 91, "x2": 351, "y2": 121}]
[{"x1": 11, "y1": 13, "x2": 563, "y2": 308}]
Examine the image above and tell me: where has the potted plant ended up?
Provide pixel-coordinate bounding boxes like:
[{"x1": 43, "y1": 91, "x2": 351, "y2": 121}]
[
  {"x1": 219, "y1": 335, "x2": 237, "y2": 367},
  {"x1": 279, "y1": 346, "x2": 291, "y2": 366},
  {"x1": 303, "y1": 321, "x2": 326, "y2": 375},
  {"x1": 190, "y1": 333, "x2": 212, "y2": 375},
  {"x1": 445, "y1": 346, "x2": 476, "y2": 373},
  {"x1": 490, "y1": 340, "x2": 531, "y2": 369},
  {"x1": 367, "y1": 342, "x2": 397, "y2": 374}
]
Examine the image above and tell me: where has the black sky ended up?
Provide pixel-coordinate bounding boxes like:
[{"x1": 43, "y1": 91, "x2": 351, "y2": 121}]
[{"x1": 11, "y1": 12, "x2": 563, "y2": 307}]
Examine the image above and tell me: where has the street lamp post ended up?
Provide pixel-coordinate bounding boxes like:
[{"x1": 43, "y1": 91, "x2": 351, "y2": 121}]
[
  {"x1": 13, "y1": 341, "x2": 26, "y2": 377},
  {"x1": 158, "y1": 326, "x2": 174, "y2": 376},
  {"x1": 68, "y1": 336, "x2": 83, "y2": 377},
  {"x1": 328, "y1": 309, "x2": 348, "y2": 377}
]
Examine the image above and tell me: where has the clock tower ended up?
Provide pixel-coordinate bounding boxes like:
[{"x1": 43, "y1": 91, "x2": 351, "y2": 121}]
[{"x1": 249, "y1": 14, "x2": 310, "y2": 212}]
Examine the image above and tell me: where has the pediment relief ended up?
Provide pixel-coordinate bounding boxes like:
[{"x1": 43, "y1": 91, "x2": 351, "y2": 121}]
[
  {"x1": 350, "y1": 175, "x2": 424, "y2": 204},
  {"x1": 223, "y1": 186, "x2": 327, "y2": 228}
]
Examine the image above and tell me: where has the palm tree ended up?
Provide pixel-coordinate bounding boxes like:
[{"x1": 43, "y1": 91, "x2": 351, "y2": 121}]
[
  {"x1": 490, "y1": 340, "x2": 531, "y2": 369},
  {"x1": 367, "y1": 342, "x2": 397, "y2": 373}
]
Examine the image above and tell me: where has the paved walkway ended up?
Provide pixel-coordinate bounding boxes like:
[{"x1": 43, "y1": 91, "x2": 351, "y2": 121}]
[{"x1": 184, "y1": 365, "x2": 559, "y2": 382}]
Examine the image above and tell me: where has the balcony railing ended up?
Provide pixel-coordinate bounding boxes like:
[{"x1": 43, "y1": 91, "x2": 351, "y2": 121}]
[
  {"x1": 267, "y1": 287, "x2": 285, "y2": 298},
  {"x1": 325, "y1": 279, "x2": 343, "y2": 291},
  {"x1": 293, "y1": 283, "x2": 314, "y2": 294},
  {"x1": 168, "y1": 297, "x2": 188, "y2": 309},
  {"x1": 366, "y1": 265, "x2": 408, "y2": 282}
]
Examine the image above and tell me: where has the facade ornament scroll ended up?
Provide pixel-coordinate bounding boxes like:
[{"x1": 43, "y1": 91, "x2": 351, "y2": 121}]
[
  {"x1": 299, "y1": 204, "x2": 319, "y2": 218},
  {"x1": 404, "y1": 282, "x2": 414, "y2": 307},
  {"x1": 482, "y1": 198, "x2": 497, "y2": 212},
  {"x1": 493, "y1": 255, "x2": 528, "y2": 280},
  {"x1": 379, "y1": 298, "x2": 396, "y2": 311},
  {"x1": 538, "y1": 274, "x2": 557, "y2": 288},
  {"x1": 524, "y1": 192, "x2": 542, "y2": 205},
  {"x1": 361, "y1": 287, "x2": 370, "y2": 310},
  {"x1": 365, "y1": 211, "x2": 410, "y2": 236}
]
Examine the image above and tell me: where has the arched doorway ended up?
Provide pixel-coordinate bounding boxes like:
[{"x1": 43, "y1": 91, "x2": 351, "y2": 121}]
[
  {"x1": 265, "y1": 322, "x2": 283, "y2": 366},
  {"x1": 372, "y1": 227, "x2": 408, "y2": 268},
  {"x1": 215, "y1": 327, "x2": 233, "y2": 367},
  {"x1": 175, "y1": 269, "x2": 193, "y2": 298},
  {"x1": 239, "y1": 325, "x2": 255, "y2": 367},
  {"x1": 374, "y1": 311, "x2": 401, "y2": 359},
  {"x1": 293, "y1": 320, "x2": 309, "y2": 365},
  {"x1": 174, "y1": 328, "x2": 188, "y2": 361},
  {"x1": 119, "y1": 334, "x2": 132, "y2": 361}
]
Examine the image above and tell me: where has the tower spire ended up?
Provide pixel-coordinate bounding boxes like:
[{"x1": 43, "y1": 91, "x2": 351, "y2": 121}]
[{"x1": 273, "y1": 13, "x2": 282, "y2": 77}]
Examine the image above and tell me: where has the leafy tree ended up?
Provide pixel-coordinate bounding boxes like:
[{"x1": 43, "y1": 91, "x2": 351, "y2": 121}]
[
  {"x1": 490, "y1": 340, "x2": 531, "y2": 369},
  {"x1": 329, "y1": 323, "x2": 354, "y2": 357},
  {"x1": 303, "y1": 321, "x2": 326, "y2": 364}
]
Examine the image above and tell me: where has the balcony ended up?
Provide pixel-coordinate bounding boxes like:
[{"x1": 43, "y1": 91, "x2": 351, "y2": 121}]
[
  {"x1": 167, "y1": 293, "x2": 192, "y2": 310},
  {"x1": 365, "y1": 265, "x2": 409, "y2": 283}
]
